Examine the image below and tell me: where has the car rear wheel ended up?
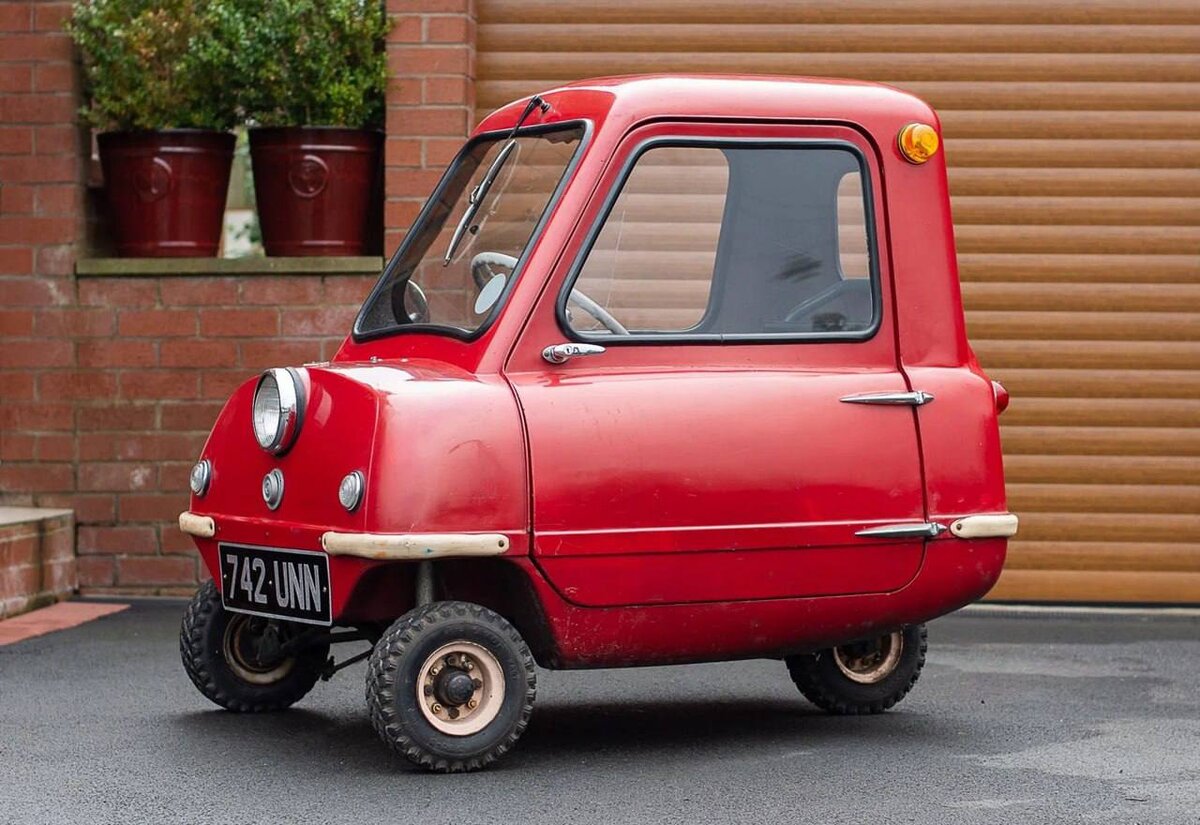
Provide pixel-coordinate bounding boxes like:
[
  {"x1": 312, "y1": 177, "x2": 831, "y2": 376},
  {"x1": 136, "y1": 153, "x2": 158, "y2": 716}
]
[
  {"x1": 785, "y1": 624, "x2": 927, "y2": 715},
  {"x1": 365, "y1": 601, "x2": 536, "y2": 773},
  {"x1": 180, "y1": 579, "x2": 330, "y2": 712}
]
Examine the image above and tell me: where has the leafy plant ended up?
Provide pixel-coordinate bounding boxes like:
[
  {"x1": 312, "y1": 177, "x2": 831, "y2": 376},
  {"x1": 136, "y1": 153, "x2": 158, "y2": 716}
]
[
  {"x1": 67, "y1": 0, "x2": 243, "y2": 131},
  {"x1": 237, "y1": 0, "x2": 389, "y2": 129}
]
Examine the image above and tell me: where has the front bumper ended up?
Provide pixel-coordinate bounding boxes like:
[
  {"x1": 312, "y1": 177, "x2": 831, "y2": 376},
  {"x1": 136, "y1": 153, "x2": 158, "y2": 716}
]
[
  {"x1": 179, "y1": 511, "x2": 510, "y2": 561},
  {"x1": 180, "y1": 511, "x2": 519, "y2": 624},
  {"x1": 320, "y1": 531, "x2": 510, "y2": 560},
  {"x1": 178, "y1": 512, "x2": 215, "y2": 538}
]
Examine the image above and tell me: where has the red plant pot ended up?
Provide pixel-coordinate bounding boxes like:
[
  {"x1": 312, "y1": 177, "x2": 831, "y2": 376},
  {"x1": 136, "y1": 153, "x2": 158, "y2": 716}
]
[
  {"x1": 98, "y1": 130, "x2": 235, "y2": 258},
  {"x1": 249, "y1": 127, "x2": 383, "y2": 257}
]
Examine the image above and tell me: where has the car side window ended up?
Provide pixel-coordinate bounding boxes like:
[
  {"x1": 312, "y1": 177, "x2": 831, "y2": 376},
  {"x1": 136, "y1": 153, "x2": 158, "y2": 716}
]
[{"x1": 564, "y1": 143, "x2": 878, "y2": 340}]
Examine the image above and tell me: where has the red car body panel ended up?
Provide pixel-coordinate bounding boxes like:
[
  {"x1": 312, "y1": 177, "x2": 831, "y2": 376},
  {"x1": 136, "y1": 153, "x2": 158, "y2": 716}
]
[{"x1": 188, "y1": 75, "x2": 1010, "y2": 668}]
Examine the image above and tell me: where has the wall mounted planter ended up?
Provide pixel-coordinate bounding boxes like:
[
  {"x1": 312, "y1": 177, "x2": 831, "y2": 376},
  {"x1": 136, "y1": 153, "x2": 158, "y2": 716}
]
[
  {"x1": 98, "y1": 130, "x2": 235, "y2": 258},
  {"x1": 249, "y1": 127, "x2": 383, "y2": 257}
]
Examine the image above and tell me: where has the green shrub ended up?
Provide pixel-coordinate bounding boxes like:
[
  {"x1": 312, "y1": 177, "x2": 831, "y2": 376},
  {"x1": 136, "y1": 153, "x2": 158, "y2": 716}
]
[
  {"x1": 237, "y1": 0, "x2": 389, "y2": 129},
  {"x1": 67, "y1": 0, "x2": 242, "y2": 131}
]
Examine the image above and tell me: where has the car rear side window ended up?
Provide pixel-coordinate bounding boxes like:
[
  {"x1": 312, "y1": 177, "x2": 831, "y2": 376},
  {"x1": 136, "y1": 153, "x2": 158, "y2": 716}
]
[{"x1": 561, "y1": 141, "x2": 879, "y2": 341}]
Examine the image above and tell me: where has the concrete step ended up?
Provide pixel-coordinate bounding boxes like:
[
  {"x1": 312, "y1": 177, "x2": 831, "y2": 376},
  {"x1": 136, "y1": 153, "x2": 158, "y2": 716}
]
[{"x1": 0, "y1": 507, "x2": 75, "y2": 620}]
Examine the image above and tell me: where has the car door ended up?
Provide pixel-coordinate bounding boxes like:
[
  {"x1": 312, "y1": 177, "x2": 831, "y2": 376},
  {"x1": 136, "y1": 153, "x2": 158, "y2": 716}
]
[{"x1": 505, "y1": 121, "x2": 931, "y2": 607}]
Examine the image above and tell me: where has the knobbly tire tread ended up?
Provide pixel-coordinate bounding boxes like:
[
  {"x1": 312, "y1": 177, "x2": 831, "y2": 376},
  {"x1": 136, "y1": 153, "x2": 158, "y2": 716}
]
[
  {"x1": 179, "y1": 579, "x2": 327, "y2": 713},
  {"x1": 785, "y1": 624, "x2": 928, "y2": 715},
  {"x1": 365, "y1": 601, "x2": 537, "y2": 773}
]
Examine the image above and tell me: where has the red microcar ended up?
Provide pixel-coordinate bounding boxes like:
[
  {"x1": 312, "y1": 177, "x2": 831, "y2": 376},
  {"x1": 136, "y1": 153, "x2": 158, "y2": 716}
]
[{"x1": 179, "y1": 75, "x2": 1017, "y2": 772}]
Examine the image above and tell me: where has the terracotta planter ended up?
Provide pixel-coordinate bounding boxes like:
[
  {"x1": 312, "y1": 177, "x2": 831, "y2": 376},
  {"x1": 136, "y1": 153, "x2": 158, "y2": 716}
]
[
  {"x1": 249, "y1": 127, "x2": 383, "y2": 256},
  {"x1": 98, "y1": 130, "x2": 235, "y2": 258}
]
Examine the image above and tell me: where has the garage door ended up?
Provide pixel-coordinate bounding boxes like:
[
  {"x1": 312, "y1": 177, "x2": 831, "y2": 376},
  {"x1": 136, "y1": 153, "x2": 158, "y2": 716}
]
[{"x1": 475, "y1": 0, "x2": 1200, "y2": 603}]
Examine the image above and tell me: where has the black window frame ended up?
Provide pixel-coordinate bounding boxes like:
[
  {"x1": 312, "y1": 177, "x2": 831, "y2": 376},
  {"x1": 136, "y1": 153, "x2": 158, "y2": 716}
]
[
  {"x1": 352, "y1": 118, "x2": 593, "y2": 344},
  {"x1": 555, "y1": 136, "x2": 884, "y2": 345}
]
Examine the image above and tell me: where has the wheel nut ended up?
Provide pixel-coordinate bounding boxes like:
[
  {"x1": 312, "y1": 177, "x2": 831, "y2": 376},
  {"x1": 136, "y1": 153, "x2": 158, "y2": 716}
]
[
  {"x1": 467, "y1": 698, "x2": 478, "y2": 709},
  {"x1": 472, "y1": 678, "x2": 482, "y2": 689},
  {"x1": 448, "y1": 707, "x2": 459, "y2": 719},
  {"x1": 423, "y1": 685, "x2": 433, "y2": 696},
  {"x1": 431, "y1": 703, "x2": 442, "y2": 714},
  {"x1": 430, "y1": 664, "x2": 441, "y2": 675},
  {"x1": 464, "y1": 661, "x2": 474, "y2": 671}
]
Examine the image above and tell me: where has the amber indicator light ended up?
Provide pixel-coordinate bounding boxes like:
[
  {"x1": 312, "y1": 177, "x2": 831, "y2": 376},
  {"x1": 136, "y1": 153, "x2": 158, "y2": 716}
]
[{"x1": 897, "y1": 123, "x2": 940, "y2": 164}]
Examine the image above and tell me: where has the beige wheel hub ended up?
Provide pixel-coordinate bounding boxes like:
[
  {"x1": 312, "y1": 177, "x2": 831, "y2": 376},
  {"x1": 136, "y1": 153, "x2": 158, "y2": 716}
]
[
  {"x1": 416, "y1": 641, "x2": 505, "y2": 736},
  {"x1": 222, "y1": 615, "x2": 295, "y2": 685},
  {"x1": 832, "y1": 631, "x2": 904, "y2": 684}
]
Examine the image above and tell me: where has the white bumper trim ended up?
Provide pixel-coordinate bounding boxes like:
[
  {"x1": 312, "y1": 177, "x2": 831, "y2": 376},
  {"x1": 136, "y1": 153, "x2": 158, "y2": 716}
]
[
  {"x1": 949, "y1": 514, "x2": 1019, "y2": 539},
  {"x1": 320, "y1": 531, "x2": 510, "y2": 560},
  {"x1": 179, "y1": 511, "x2": 216, "y2": 538}
]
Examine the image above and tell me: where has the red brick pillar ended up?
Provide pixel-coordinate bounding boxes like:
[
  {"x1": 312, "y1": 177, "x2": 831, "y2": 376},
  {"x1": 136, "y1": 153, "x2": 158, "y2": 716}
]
[
  {"x1": 383, "y1": 0, "x2": 477, "y2": 253},
  {"x1": 0, "y1": 4, "x2": 86, "y2": 509}
]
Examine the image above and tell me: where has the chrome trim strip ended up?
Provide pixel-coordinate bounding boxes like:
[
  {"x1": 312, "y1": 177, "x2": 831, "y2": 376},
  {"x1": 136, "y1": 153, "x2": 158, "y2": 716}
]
[
  {"x1": 856, "y1": 522, "x2": 947, "y2": 539},
  {"x1": 179, "y1": 511, "x2": 215, "y2": 538},
  {"x1": 950, "y1": 514, "x2": 1019, "y2": 539},
  {"x1": 840, "y1": 391, "x2": 934, "y2": 406},
  {"x1": 321, "y1": 532, "x2": 510, "y2": 560}
]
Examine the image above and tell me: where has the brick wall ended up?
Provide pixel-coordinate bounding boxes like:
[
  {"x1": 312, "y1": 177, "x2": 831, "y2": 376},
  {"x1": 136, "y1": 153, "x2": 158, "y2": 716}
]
[
  {"x1": 70, "y1": 274, "x2": 377, "y2": 591},
  {"x1": 0, "y1": 1, "x2": 479, "y2": 595},
  {"x1": 0, "y1": 2, "x2": 81, "y2": 302},
  {"x1": 3, "y1": 271, "x2": 379, "y2": 593},
  {"x1": 0, "y1": 1, "x2": 87, "y2": 594},
  {"x1": 383, "y1": 0, "x2": 476, "y2": 253}
]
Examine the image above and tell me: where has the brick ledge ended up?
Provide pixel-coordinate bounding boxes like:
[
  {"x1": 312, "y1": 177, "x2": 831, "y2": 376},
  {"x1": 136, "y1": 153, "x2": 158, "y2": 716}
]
[
  {"x1": 0, "y1": 506, "x2": 75, "y2": 527},
  {"x1": 75, "y1": 256, "x2": 385, "y2": 277}
]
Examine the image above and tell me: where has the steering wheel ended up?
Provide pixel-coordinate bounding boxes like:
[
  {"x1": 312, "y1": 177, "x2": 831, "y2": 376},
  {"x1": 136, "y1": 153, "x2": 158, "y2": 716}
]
[
  {"x1": 470, "y1": 252, "x2": 628, "y2": 335},
  {"x1": 471, "y1": 251, "x2": 518, "y2": 291},
  {"x1": 389, "y1": 272, "x2": 431, "y2": 325}
]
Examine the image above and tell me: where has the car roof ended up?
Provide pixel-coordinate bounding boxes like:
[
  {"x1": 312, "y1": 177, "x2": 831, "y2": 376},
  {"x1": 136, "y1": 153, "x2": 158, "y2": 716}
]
[{"x1": 476, "y1": 74, "x2": 938, "y2": 134}]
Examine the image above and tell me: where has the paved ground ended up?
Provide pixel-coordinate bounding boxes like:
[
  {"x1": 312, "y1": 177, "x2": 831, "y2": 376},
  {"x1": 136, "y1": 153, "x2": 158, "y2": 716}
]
[{"x1": 0, "y1": 599, "x2": 1197, "y2": 825}]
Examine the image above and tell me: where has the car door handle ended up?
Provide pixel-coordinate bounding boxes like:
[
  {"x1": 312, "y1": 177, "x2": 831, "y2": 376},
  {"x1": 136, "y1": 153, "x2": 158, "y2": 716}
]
[
  {"x1": 840, "y1": 391, "x2": 934, "y2": 406},
  {"x1": 542, "y1": 343, "x2": 606, "y2": 364}
]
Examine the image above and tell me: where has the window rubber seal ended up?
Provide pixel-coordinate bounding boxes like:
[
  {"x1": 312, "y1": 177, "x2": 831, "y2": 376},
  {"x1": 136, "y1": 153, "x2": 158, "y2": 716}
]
[{"x1": 553, "y1": 135, "x2": 885, "y2": 346}]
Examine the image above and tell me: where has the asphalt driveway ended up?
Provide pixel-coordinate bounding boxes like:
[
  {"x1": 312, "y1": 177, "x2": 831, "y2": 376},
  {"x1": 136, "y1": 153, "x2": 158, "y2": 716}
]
[{"x1": 1, "y1": 599, "x2": 1197, "y2": 825}]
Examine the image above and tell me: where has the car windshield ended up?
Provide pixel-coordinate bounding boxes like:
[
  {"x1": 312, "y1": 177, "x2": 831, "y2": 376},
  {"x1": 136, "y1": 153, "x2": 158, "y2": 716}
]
[{"x1": 356, "y1": 124, "x2": 586, "y2": 338}]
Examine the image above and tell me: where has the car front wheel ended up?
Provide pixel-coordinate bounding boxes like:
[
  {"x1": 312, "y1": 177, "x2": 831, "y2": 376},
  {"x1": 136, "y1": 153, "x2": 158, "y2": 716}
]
[
  {"x1": 180, "y1": 579, "x2": 330, "y2": 712},
  {"x1": 365, "y1": 601, "x2": 536, "y2": 772}
]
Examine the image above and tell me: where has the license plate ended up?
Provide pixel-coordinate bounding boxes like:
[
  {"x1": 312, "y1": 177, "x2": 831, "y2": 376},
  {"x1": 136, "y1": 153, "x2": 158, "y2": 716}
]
[{"x1": 219, "y1": 543, "x2": 332, "y2": 626}]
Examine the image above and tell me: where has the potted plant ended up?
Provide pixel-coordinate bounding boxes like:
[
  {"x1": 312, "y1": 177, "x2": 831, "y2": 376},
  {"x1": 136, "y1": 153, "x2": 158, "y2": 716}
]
[
  {"x1": 68, "y1": 0, "x2": 241, "y2": 257},
  {"x1": 238, "y1": 0, "x2": 389, "y2": 257}
]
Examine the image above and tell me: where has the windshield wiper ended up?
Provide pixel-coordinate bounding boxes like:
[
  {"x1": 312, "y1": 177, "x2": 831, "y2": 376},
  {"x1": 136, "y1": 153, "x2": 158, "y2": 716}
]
[
  {"x1": 443, "y1": 95, "x2": 549, "y2": 266},
  {"x1": 442, "y1": 141, "x2": 515, "y2": 265}
]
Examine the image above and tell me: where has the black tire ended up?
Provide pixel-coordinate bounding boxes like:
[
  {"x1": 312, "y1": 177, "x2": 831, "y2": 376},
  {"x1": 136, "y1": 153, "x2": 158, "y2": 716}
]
[
  {"x1": 785, "y1": 624, "x2": 927, "y2": 715},
  {"x1": 366, "y1": 601, "x2": 536, "y2": 773},
  {"x1": 180, "y1": 579, "x2": 330, "y2": 713}
]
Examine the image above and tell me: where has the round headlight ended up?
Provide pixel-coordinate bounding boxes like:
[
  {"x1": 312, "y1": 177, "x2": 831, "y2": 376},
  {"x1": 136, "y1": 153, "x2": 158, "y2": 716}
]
[
  {"x1": 189, "y1": 460, "x2": 211, "y2": 496},
  {"x1": 338, "y1": 471, "x2": 364, "y2": 512},
  {"x1": 252, "y1": 368, "x2": 304, "y2": 455}
]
